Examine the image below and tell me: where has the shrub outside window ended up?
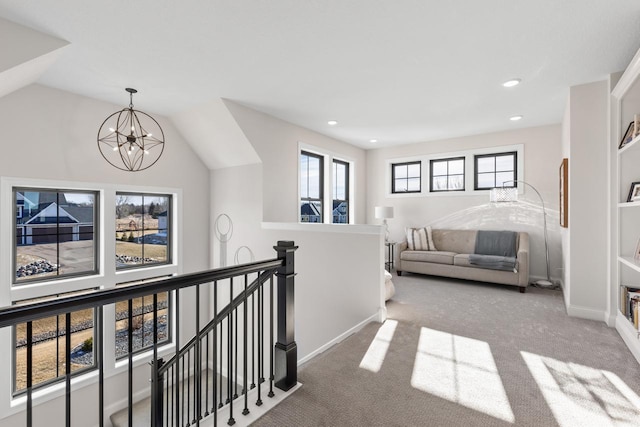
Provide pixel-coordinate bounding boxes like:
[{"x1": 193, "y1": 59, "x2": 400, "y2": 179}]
[
  {"x1": 116, "y1": 193, "x2": 171, "y2": 269},
  {"x1": 392, "y1": 161, "x2": 421, "y2": 193},
  {"x1": 475, "y1": 152, "x2": 517, "y2": 190},
  {"x1": 430, "y1": 157, "x2": 465, "y2": 192},
  {"x1": 14, "y1": 189, "x2": 98, "y2": 284}
]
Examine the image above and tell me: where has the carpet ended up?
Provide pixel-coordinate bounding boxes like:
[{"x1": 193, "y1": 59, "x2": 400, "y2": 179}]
[{"x1": 252, "y1": 273, "x2": 640, "y2": 427}]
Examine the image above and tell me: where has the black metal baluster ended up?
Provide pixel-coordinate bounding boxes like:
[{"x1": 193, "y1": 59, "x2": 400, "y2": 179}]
[
  {"x1": 187, "y1": 348, "x2": 191, "y2": 426},
  {"x1": 175, "y1": 290, "x2": 181, "y2": 427},
  {"x1": 128, "y1": 299, "x2": 133, "y2": 427},
  {"x1": 234, "y1": 302, "x2": 238, "y2": 400},
  {"x1": 268, "y1": 275, "x2": 275, "y2": 398},
  {"x1": 251, "y1": 291, "x2": 256, "y2": 390},
  {"x1": 242, "y1": 274, "x2": 249, "y2": 415},
  {"x1": 26, "y1": 321, "x2": 32, "y2": 427},
  {"x1": 182, "y1": 354, "x2": 185, "y2": 427},
  {"x1": 256, "y1": 281, "x2": 263, "y2": 407},
  {"x1": 205, "y1": 332, "x2": 210, "y2": 417},
  {"x1": 65, "y1": 312, "x2": 71, "y2": 427},
  {"x1": 218, "y1": 283, "x2": 223, "y2": 409},
  {"x1": 228, "y1": 278, "x2": 235, "y2": 425},
  {"x1": 213, "y1": 282, "x2": 218, "y2": 427},
  {"x1": 195, "y1": 284, "x2": 201, "y2": 425},
  {"x1": 152, "y1": 294, "x2": 158, "y2": 427},
  {"x1": 98, "y1": 307, "x2": 105, "y2": 427}
]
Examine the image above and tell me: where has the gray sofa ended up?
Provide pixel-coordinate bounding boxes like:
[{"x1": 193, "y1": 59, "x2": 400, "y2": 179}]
[{"x1": 395, "y1": 229, "x2": 530, "y2": 292}]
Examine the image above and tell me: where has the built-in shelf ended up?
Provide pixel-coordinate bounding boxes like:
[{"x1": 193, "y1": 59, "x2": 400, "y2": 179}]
[
  {"x1": 618, "y1": 133, "x2": 640, "y2": 155},
  {"x1": 616, "y1": 312, "x2": 640, "y2": 364},
  {"x1": 620, "y1": 256, "x2": 640, "y2": 273},
  {"x1": 618, "y1": 201, "x2": 640, "y2": 208}
]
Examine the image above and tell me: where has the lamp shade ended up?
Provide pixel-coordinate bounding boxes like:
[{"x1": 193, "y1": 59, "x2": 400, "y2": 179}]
[
  {"x1": 375, "y1": 206, "x2": 394, "y2": 219},
  {"x1": 490, "y1": 187, "x2": 518, "y2": 203}
]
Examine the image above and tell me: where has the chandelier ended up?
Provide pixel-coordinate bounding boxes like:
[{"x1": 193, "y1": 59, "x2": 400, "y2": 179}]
[{"x1": 97, "y1": 88, "x2": 165, "y2": 171}]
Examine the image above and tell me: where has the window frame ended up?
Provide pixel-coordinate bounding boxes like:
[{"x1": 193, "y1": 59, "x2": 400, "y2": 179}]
[
  {"x1": 0, "y1": 177, "x2": 181, "y2": 411},
  {"x1": 474, "y1": 151, "x2": 518, "y2": 190},
  {"x1": 391, "y1": 161, "x2": 422, "y2": 194},
  {"x1": 300, "y1": 150, "x2": 324, "y2": 223},
  {"x1": 332, "y1": 159, "x2": 350, "y2": 224},
  {"x1": 429, "y1": 156, "x2": 466, "y2": 193},
  {"x1": 115, "y1": 192, "x2": 173, "y2": 270},
  {"x1": 12, "y1": 187, "x2": 100, "y2": 286}
]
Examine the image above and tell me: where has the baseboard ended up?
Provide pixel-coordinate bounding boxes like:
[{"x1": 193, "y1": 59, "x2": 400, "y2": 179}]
[
  {"x1": 297, "y1": 312, "x2": 380, "y2": 367},
  {"x1": 566, "y1": 304, "x2": 607, "y2": 322}
]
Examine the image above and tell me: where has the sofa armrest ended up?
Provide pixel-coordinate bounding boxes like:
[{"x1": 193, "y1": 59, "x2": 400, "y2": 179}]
[
  {"x1": 395, "y1": 241, "x2": 408, "y2": 271},
  {"x1": 516, "y1": 232, "x2": 530, "y2": 287}
]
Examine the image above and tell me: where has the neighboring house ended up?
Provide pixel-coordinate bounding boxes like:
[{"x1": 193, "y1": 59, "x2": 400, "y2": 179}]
[
  {"x1": 157, "y1": 210, "x2": 168, "y2": 235},
  {"x1": 16, "y1": 201, "x2": 94, "y2": 245},
  {"x1": 332, "y1": 201, "x2": 348, "y2": 224},
  {"x1": 300, "y1": 202, "x2": 322, "y2": 223}
]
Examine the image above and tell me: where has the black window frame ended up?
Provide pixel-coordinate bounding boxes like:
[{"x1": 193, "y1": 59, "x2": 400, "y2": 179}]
[
  {"x1": 391, "y1": 161, "x2": 422, "y2": 194},
  {"x1": 332, "y1": 159, "x2": 350, "y2": 224},
  {"x1": 429, "y1": 157, "x2": 466, "y2": 193},
  {"x1": 300, "y1": 151, "x2": 324, "y2": 223},
  {"x1": 474, "y1": 151, "x2": 518, "y2": 190},
  {"x1": 13, "y1": 187, "x2": 100, "y2": 285},
  {"x1": 115, "y1": 192, "x2": 173, "y2": 270},
  {"x1": 12, "y1": 296, "x2": 98, "y2": 395}
]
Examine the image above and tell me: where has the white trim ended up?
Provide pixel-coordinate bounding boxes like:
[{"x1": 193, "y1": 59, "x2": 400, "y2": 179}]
[
  {"x1": 297, "y1": 142, "x2": 357, "y2": 225},
  {"x1": 0, "y1": 176, "x2": 183, "y2": 421},
  {"x1": 385, "y1": 143, "x2": 525, "y2": 198},
  {"x1": 615, "y1": 312, "x2": 640, "y2": 364},
  {"x1": 262, "y1": 221, "x2": 382, "y2": 235},
  {"x1": 297, "y1": 312, "x2": 380, "y2": 367},
  {"x1": 565, "y1": 303, "x2": 608, "y2": 322}
]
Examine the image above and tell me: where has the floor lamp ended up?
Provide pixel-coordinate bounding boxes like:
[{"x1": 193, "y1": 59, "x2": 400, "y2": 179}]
[
  {"x1": 375, "y1": 206, "x2": 394, "y2": 242},
  {"x1": 489, "y1": 181, "x2": 553, "y2": 287}
]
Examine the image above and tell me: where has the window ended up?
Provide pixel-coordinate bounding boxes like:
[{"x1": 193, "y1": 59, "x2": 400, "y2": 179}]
[
  {"x1": 430, "y1": 157, "x2": 465, "y2": 192},
  {"x1": 332, "y1": 159, "x2": 349, "y2": 224},
  {"x1": 475, "y1": 152, "x2": 517, "y2": 190},
  {"x1": 14, "y1": 189, "x2": 98, "y2": 284},
  {"x1": 392, "y1": 161, "x2": 421, "y2": 193},
  {"x1": 300, "y1": 151, "x2": 323, "y2": 223},
  {"x1": 13, "y1": 294, "x2": 96, "y2": 394},
  {"x1": 115, "y1": 280, "x2": 170, "y2": 359},
  {"x1": 116, "y1": 193, "x2": 171, "y2": 268}
]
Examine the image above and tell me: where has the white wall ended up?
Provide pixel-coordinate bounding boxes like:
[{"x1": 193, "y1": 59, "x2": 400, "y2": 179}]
[
  {"x1": 210, "y1": 164, "x2": 384, "y2": 365},
  {"x1": 0, "y1": 84, "x2": 211, "y2": 426},
  {"x1": 224, "y1": 100, "x2": 368, "y2": 224},
  {"x1": 563, "y1": 80, "x2": 610, "y2": 321},
  {"x1": 366, "y1": 125, "x2": 562, "y2": 281}
]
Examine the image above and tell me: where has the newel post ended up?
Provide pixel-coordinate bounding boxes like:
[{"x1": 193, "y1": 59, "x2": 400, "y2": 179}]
[
  {"x1": 151, "y1": 358, "x2": 164, "y2": 427},
  {"x1": 274, "y1": 240, "x2": 298, "y2": 391}
]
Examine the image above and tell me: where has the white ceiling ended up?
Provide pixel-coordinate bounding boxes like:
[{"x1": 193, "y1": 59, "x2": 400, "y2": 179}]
[{"x1": 1, "y1": 0, "x2": 640, "y2": 149}]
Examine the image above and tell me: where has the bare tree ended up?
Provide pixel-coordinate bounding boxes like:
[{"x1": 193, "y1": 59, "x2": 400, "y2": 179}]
[{"x1": 116, "y1": 195, "x2": 130, "y2": 219}]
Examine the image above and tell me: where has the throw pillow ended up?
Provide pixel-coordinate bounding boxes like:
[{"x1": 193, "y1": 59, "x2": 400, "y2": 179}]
[{"x1": 406, "y1": 226, "x2": 437, "y2": 251}]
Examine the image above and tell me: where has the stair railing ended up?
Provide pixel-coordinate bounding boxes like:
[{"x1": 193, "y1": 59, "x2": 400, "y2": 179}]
[{"x1": 0, "y1": 240, "x2": 298, "y2": 427}]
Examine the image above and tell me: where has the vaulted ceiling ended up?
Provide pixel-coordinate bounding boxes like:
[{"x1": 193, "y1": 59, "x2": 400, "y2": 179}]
[{"x1": 1, "y1": 1, "x2": 640, "y2": 164}]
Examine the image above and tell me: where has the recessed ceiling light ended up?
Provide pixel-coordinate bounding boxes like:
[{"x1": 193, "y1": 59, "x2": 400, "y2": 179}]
[
  {"x1": 369, "y1": 139, "x2": 378, "y2": 143},
  {"x1": 503, "y1": 79, "x2": 521, "y2": 88},
  {"x1": 510, "y1": 115, "x2": 523, "y2": 121},
  {"x1": 327, "y1": 120, "x2": 338, "y2": 126}
]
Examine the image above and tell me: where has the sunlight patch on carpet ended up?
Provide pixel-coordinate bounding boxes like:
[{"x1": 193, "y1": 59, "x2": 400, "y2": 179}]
[
  {"x1": 411, "y1": 327, "x2": 515, "y2": 423},
  {"x1": 521, "y1": 351, "x2": 640, "y2": 427},
  {"x1": 359, "y1": 319, "x2": 398, "y2": 373}
]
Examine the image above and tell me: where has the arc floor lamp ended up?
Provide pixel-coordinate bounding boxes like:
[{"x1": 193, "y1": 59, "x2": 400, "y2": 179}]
[{"x1": 490, "y1": 181, "x2": 553, "y2": 287}]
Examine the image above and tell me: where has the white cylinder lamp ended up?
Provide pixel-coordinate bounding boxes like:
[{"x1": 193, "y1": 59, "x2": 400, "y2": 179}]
[{"x1": 375, "y1": 206, "x2": 394, "y2": 242}]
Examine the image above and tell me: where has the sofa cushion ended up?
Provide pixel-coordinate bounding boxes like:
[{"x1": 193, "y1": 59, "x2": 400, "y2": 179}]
[
  {"x1": 432, "y1": 229, "x2": 477, "y2": 254},
  {"x1": 406, "y1": 226, "x2": 437, "y2": 251},
  {"x1": 401, "y1": 250, "x2": 455, "y2": 265},
  {"x1": 453, "y1": 253, "x2": 472, "y2": 267}
]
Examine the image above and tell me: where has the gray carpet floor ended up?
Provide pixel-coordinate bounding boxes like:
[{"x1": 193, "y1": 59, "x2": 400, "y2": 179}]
[{"x1": 253, "y1": 273, "x2": 640, "y2": 427}]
